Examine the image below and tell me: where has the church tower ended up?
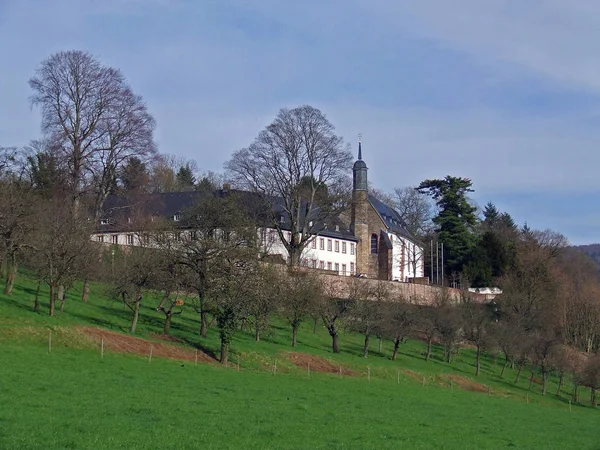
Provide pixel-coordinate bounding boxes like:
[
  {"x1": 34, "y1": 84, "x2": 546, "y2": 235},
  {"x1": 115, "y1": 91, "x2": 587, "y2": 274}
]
[{"x1": 350, "y1": 140, "x2": 370, "y2": 276}]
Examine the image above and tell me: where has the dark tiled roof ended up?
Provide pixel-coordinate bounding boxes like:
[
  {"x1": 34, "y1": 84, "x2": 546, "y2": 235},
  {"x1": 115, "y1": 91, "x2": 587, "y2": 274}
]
[
  {"x1": 97, "y1": 190, "x2": 357, "y2": 241},
  {"x1": 367, "y1": 194, "x2": 415, "y2": 240}
]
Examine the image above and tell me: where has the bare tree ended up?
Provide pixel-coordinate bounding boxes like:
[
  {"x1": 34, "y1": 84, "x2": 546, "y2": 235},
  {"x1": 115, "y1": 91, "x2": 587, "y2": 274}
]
[
  {"x1": 461, "y1": 293, "x2": 492, "y2": 376},
  {"x1": 0, "y1": 181, "x2": 37, "y2": 294},
  {"x1": 29, "y1": 50, "x2": 156, "y2": 216},
  {"x1": 279, "y1": 269, "x2": 323, "y2": 347},
  {"x1": 26, "y1": 197, "x2": 98, "y2": 316},
  {"x1": 225, "y1": 105, "x2": 353, "y2": 267},
  {"x1": 391, "y1": 186, "x2": 435, "y2": 237},
  {"x1": 380, "y1": 294, "x2": 418, "y2": 361}
]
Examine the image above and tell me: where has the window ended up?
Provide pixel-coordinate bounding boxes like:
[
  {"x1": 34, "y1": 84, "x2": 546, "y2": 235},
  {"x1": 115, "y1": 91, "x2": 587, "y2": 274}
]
[
  {"x1": 97, "y1": 235, "x2": 104, "y2": 243},
  {"x1": 309, "y1": 221, "x2": 313, "y2": 227},
  {"x1": 302, "y1": 258, "x2": 308, "y2": 266},
  {"x1": 320, "y1": 238, "x2": 324, "y2": 250},
  {"x1": 327, "y1": 262, "x2": 332, "y2": 270},
  {"x1": 327, "y1": 239, "x2": 332, "y2": 251},
  {"x1": 334, "y1": 240, "x2": 339, "y2": 252},
  {"x1": 269, "y1": 229, "x2": 277, "y2": 243},
  {"x1": 311, "y1": 259, "x2": 317, "y2": 268},
  {"x1": 173, "y1": 214, "x2": 181, "y2": 222},
  {"x1": 350, "y1": 243, "x2": 355, "y2": 255},
  {"x1": 342, "y1": 264, "x2": 347, "y2": 275},
  {"x1": 342, "y1": 242, "x2": 347, "y2": 254},
  {"x1": 311, "y1": 239, "x2": 316, "y2": 249},
  {"x1": 279, "y1": 215, "x2": 285, "y2": 223},
  {"x1": 335, "y1": 225, "x2": 340, "y2": 231},
  {"x1": 319, "y1": 260, "x2": 325, "y2": 270},
  {"x1": 371, "y1": 234, "x2": 378, "y2": 254},
  {"x1": 127, "y1": 217, "x2": 133, "y2": 224},
  {"x1": 350, "y1": 262, "x2": 355, "y2": 274},
  {"x1": 126, "y1": 234, "x2": 134, "y2": 245},
  {"x1": 100, "y1": 219, "x2": 109, "y2": 225},
  {"x1": 111, "y1": 235, "x2": 119, "y2": 245},
  {"x1": 334, "y1": 263, "x2": 339, "y2": 274}
]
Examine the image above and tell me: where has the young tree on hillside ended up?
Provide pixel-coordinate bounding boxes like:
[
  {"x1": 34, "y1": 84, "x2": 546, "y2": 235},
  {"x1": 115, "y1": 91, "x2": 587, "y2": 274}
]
[
  {"x1": 380, "y1": 294, "x2": 418, "y2": 361},
  {"x1": 0, "y1": 181, "x2": 38, "y2": 294},
  {"x1": 417, "y1": 176, "x2": 478, "y2": 284},
  {"x1": 346, "y1": 281, "x2": 382, "y2": 358},
  {"x1": 279, "y1": 270, "x2": 324, "y2": 347},
  {"x1": 26, "y1": 197, "x2": 98, "y2": 316},
  {"x1": 461, "y1": 294, "x2": 493, "y2": 376},
  {"x1": 29, "y1": 50, "x2": 156, "y2": 215},
  {"x1": 320, "y1": 276, "x2": 355, "y2": 353},
  {"x1": 111, "y1": 246, "x2": 164, "y2": 333},
  {"x1": 177, "y1": 191, "x2": 258, "y2": 338},
  {"x1": 225, "y1": 105, "x2": 353, "y2": 267}
]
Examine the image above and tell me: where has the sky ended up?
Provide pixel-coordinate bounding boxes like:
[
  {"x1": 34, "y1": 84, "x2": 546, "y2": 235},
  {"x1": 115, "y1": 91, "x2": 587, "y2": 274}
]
[{"x1": 1, "y1": 0, "x2": 599, "y2": 244}]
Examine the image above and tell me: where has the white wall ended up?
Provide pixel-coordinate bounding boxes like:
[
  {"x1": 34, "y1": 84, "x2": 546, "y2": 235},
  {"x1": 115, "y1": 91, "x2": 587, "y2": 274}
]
[
  {"x1": 260, "y1": 228, "x2": 357, "y2": 276},
  {"x1": 92, "y1": 227, "x2": 358, "y2": 276},
  {"x1": 389, "y1": 234, "x2": 424, "y2": 281}
]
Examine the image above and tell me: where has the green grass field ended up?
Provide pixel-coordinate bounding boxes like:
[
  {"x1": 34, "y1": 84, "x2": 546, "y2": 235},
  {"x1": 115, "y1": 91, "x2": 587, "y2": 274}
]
[{"x1": 1, "y1": 274, "x2": 599, "y2": 449}]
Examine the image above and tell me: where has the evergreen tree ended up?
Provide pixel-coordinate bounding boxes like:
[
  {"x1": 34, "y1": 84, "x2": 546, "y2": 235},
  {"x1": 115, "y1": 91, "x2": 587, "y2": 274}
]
[
  {"x1": 176, "y1": 164, "x2": 196, "y2": 190},
  {"x1": 417, "y1": 176, "x2": 477, "y2": 280}
]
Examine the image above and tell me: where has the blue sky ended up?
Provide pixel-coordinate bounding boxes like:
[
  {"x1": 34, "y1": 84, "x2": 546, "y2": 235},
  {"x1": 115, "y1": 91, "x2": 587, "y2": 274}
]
[{"x1": 1, "y1": 0, "x2": 599, "y2": 244}]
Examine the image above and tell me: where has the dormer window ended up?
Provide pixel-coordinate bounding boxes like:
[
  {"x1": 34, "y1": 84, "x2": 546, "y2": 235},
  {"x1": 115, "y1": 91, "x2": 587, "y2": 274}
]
[
  {"x1": 173, "y1": 214, "x2": 181, "y2": 222},
  {"x1": 128, "y1": 217, "x2": 133, "y2": 224},
  {"x1": 279, "y1": 215, "x2": 285, "y2": 223},
  {"x1": 100, "y1": 219, "x2": 109, "y2": 225},
  {"x1": 335, "y1": 225, "x2": 340, "y2": 232},
  {"x1": 309, "y1": 221, "x2": 313, "y2": 227}
]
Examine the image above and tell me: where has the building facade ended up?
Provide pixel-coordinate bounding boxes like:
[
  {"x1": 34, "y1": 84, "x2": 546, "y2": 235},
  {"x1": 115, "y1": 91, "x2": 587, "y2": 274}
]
[{"x1": 93, "y1": 142, "x2": 424, "y2": 281}]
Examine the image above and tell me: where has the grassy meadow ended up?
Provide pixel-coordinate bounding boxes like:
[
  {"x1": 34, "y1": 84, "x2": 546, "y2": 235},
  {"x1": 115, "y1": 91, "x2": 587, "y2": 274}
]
[{"x1": 1, "y1": 274, "x2": 599, "y2": 449}]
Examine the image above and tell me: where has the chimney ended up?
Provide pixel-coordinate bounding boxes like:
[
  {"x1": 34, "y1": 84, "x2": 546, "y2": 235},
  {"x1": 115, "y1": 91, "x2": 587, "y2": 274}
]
[{"x1": 223, "y1": 183, "x2": 231, "y2": 192}]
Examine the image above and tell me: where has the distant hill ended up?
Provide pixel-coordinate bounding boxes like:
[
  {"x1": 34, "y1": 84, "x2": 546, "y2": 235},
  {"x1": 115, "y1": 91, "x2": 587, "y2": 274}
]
[{"x1": 573, "y1": 243, "x2": 600, "y2": 267}]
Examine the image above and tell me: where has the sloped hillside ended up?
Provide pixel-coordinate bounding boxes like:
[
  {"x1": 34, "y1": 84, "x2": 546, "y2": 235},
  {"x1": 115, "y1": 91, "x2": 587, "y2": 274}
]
[{"x1": 575, "y1": 243, "x2": 600, "y2": 267}]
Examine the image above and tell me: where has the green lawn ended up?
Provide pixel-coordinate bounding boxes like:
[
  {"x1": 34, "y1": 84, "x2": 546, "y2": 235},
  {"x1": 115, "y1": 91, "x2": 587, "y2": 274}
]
[{"x1": 1, "y1": 274, "x2": 599, "y2": 449}]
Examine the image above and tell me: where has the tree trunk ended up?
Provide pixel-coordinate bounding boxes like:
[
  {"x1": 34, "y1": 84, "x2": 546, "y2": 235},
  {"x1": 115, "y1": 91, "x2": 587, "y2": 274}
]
[
  {"x1": 528, "y1": 372, "x2": 535, "y2": 390},
  {"x1": 514, "y1": 362, "x2": 524, "y2": 384},
  {"x1": 164, "y1": 312, "x2": 172, "y2": 335},
  {"x1": 157, "y1": 289, "x2": 171, "y2": 310},
  {"x1": 392, "y1": 337, "x2": 401, "y2": 361},
  {"x1": 130, "y1": 300, "x2": 140, "y2": 333},
  {"x1": 557, "y1": 373, "x2": 564, "y2": 397},
  {"x1": 255, "y1": 326, "x2": 261, "y2": 342},
  {"x1": 292, "y1": 325, "x2": 299, "y2": 347},
  {"x1": 33, "y1": 279, "x2": 41, "y2": 313},
  {"x1": 573, "y1": 384, "x2": 580, "y2": 403},
  {"x1": 542, "y1": 371, "x2": 549, "y2": 396},
  {"x1": 3, "y1": 253, "x2": 16, "y2": 295},
  {"x1": 363, "y1": 333, "x2": 370, "y2": 358},
  {"x1": 200, "y1": 310, "x2": 208, "y2": 338},
  {"x1": 500, "y1": 354, "x2": 509, "y2": 377},
  {"x1": 313, "y1": 317, "x2": 318, "y2": 334},
  {"x1": 475, "y1": 346, "x2": 481, "y2": 376},
  {"x1": 221, "y1": 339, "x2": 229, "y2": 364},
  {"x1": 59, "y1": 288, "x2": 68, "y2": 313},
  {"x1": 378, "y1": 337, "x2": 383, "y2": 353},
  {"x1": 426, "y1": 337, "x2": 433, "y2": 361},
  {"x1": 591, "y1": 388, "x2": 597, "y2": 407},
  {"x1": 49, "y1": 284, "x2": 56, "y2": 317},
  {"x1": 82, "y1": 279, "x2": 90, "y2": 302},
  {"x1": 332, "y1": 333, "x2": 340, "y2": 353}
]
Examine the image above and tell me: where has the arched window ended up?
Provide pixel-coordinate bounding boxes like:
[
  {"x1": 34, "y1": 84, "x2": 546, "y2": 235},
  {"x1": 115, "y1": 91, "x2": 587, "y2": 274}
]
[{"x1": 371, "y1": 234, "x2": 378, "y2": 254}]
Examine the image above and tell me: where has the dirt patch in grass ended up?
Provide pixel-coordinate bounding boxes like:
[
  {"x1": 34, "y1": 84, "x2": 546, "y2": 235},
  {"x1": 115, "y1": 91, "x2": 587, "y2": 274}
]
[
  {"x1": 78, "y1": 326, "x2": 214, "y2": 363},
  {"x1": 402, "y1": 369, "x2": 425, "y2": 383},
  {"x1": 440, "y1": 374, "x2": 489, "y2": 393},
  {"x1": 286, "y1": 352, "x2": 355, "y2": 375}
]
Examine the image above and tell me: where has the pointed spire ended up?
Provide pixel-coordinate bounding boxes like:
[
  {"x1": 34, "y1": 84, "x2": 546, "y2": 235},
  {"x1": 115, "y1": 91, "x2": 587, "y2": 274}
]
[{"x1": 358, "y1": 133, "x2": 362, "y2": 160}]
